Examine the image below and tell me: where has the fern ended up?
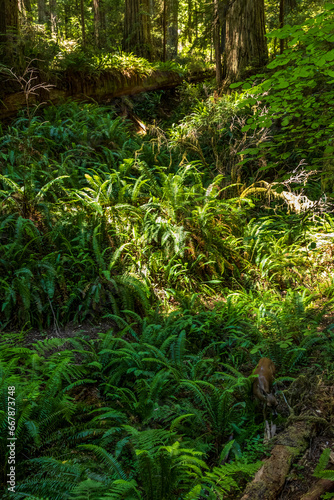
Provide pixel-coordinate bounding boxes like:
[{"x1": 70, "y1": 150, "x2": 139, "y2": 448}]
[{"x1": 313, "y1": 448, "x2": 334, "y2": 481}]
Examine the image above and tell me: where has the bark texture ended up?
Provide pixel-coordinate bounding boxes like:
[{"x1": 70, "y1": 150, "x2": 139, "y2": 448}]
[
  {"x1": 224, "y1": 0, "x2": 268, "y2": 82},
  {"x1": 37, "y1": 0, "x2": 47, "y2": 23},
  {"x1": 93, "y1": 0, "x2": 100, "y2": 47},
  {"x1": 300, "y1": 477, "x2": 334, "y2": 500},
  {"x1": 49, "y1": 0, "x2": 57, "y2": 34},
  {"x1": 0, "y1": 0, "x2": 6, "y2": 36},
  {"x1": 167, "y1": 0, "x2": 178, "y2": 58},
  {"x1": 240, "y1": 421, "x2": 316, "y2": 500},
  {"x1": 80, "y1": 0, "x2": 85, "y2": 47},
  {"x1": 5, "y1": 0, "x2": 19, "y2": 30},
  {"x1": 123, "y1": 0, "x2": 152, "y2": 60},
  {"x1": 214, "y1": 0, "x2": 222, "y2": 87},
  {"x1": 0, "y1": 68, "x2": 214, "y2": 120}
]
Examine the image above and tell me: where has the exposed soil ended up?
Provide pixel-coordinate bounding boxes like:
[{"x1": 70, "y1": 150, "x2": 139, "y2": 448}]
[{"x1": 20, "y1": 318, "x2": 115, "y2": 346}]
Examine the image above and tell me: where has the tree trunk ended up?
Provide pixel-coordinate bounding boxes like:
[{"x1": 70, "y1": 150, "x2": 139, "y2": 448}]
[
  {"x1": 167, "y1": 0, "x2": 178, "y2": 58},
  {"x1": 100, "y1": 0, "x2": 106, "y2": 47},
  {"x1": 187, "y1": 0, "x2": 192, "y2": 43},
  {"x1": 224, "y1": 0, "x2": 268, "y2": 83},
  {"x1": 37, "y1": 0, "x2": 47, "y2": 23},
  {"x1": 162, "y1": 0, "x2": 167, "y2": 61},
  {"x1": 0, "y1": 0, "x2": 19, "y2": 63},
  {"x1": 141, "y1": 0, "x2": 152, "y2": 58},
  {"x1": 279, "y1": 0, "x2": 285, "y2": 54},
  {"x1": 0, "y1": 0, "x2": 6, "y2": 38},
  {"x1": 123, "y1": 0, "x2": 152, "y2": 59},
  {"x1": 5, "y1": 0, "x2": 19, "y2": 30},
  {"x1": 213, "y1": 0, "x2": 222, "y2": 87},
  {"x1": 19, "y1": 0, "x2": 31, "y2": 18},
  {"x1": 24, "y1": 0, "x2": 31, "y2": 12},
  {"x1": 93, "y1": 0, "x2": 100, "y2": 48},
  {"x1": 240, "y1": 421, "x2": 317, "y2": 500},
  {"x1": 49, "y1": 0, "x2": 57, "y2": 35},
  {"x1": 64, "y1": 2, "x2": 70, "y2": 38},
  {"x1": 80, "y1": 0, "x2": 86, "y2": 48}
]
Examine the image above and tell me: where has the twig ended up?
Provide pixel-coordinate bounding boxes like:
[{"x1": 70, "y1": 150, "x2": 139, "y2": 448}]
[{"x1": 48, "y1": 297, "x2": 61, "y2": 337}]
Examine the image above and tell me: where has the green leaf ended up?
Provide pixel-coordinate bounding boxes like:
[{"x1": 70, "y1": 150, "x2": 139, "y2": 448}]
[{"x1": 230, "y1": 82, "x2": 243, "y2": 89}]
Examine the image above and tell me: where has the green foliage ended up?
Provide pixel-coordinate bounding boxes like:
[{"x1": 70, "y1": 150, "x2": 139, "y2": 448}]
[
  {"x1": 312, "y1": 449, "x2": 334, "y2": 498},
  {"x1": 2, "y1": 10, "x2": 334, "y2": 496},
  {"x1": 233, "y1": 3, "x2": 334, "y2": 183}
]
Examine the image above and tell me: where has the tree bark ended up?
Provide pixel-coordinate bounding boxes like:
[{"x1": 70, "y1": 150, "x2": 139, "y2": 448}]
[
  {"x1": 187, "y1": 0, "x2": 192, "y2": 43},
  {"x1": 300, "y1": 477, "x2": 334, "y2": 500},
  {"x1": 240, "y1": 421, "x2": 316, "y2": 500},
  {"x1": 64, "y1": 2, "x2": 70, "y2": 38},
  {"x1": 80, "y1": 0, "x2": 86, "y2": 48},
  {"x1": 0, "y1": 68, "x2": 215, "y2": 119},
  {"x1": 167, "y1": 0, "x2": 178, "y2": 58},
  {"x1": 37, "y1": 0, "x2": 47, "y2": 23},
  {"x1": 0, "y1": 0, "x2": 6, "y2": 38},
  {"x1": 123, "y1": 0, "x2": 152, "y2": 59},
  {"x1": 49, "y1": 0, "x2": 57, "y2": 35},
  {"x1": 162, "y1": 0, "x2": 167, "y2": 61},
  {"x1": 0, "y1": 0, "x2": 19, "y2": 63},
  {"x1": 213, "y1": 0, "x2": 222, "y2": 87},
  {"x1": 93, "y1": 0, "x2": 100, "y2": 47},
  {"x1": 224, "y1": 0, "x2": 268, "y2": 83},
  {"x1": 5, "y1": 0, "x2": 19, "y2": 30},
  {"x1": 18, "y1": 0, "x2": 31, "y2": 18},
  {"x1": 279, "y1": 0, "x2": 285, "y2": 54}
]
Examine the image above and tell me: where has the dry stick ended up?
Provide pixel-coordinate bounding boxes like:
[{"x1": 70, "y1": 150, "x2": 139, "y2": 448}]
[
  {"x1": 281, "y1": 390, "x2": 293, "y2": 414},
  {"x1": 48, "y1": 297, "x2": 61, "y2": 337}
]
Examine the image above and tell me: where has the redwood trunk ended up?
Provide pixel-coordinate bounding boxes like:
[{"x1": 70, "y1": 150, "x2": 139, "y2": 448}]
[
  {"x1": 93, "y1": 0, "x2": 100, "y2": 47},
  {"x1": 279, "y1": 0, "x2": 285, "y2": 54},
  {"x1": 162, "y1": 0, "x2": 167, "y2": 61},
  {"x1": 80, "y1": 0, "x2": 86, "y2": 47},
  {"x1": 37, "y1": 0, "x2": 47, "y2": 23},
  {"x1": 224, "y1": 0, "x2": 268, "y2": 82},
  {"x1": 49, "y1": 0, "x2": 57, "y2": 35},
  {"x1": 123, "y1": 0, "x2": 152, "y2": 60},
  {"x1": 5, "y1": 0, "x2": 19, "y2": 30},
  {"x1": 167, "y1": 0, "x2": 178, "y2": 58},
  {"x1": 213, "y1": 0, "x2": 222, "y2": 87}
]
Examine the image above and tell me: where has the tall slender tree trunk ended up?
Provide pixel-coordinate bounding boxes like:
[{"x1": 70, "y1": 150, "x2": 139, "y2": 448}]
[
  {"x1": 213, "y1": 0, "x2": 222, "y2": 87},
  {"x1": 100, "y1": 0, "x2": 106, "y2": 47},
  {"x1": 279, "y1": 0, "x2": 285, "y2": 54},
  {"x1": 123, "y1": 0, "x2": 152, "y2": 59},
  {"x1": 93, "y1": 0, "x2": 100, "y2": 48},
  {"x1": 187, "y1": 0, "x2": 192, "y2": 43},
  {"x1": 49, "y1": 0, "x2": 57, "y2": 35},
  {"x1": 64, "y1": 2, "x2": 70, "y2": 38},
  {"x1": 0, "y1": 0, "x2": 19, "y2": 63},
  {"x1": 141, "y1": 0, "x2": 151, "y2": 57},
  {"x1": 195, "y1": 5, "x2": 198, "y2": 39},
  {"x1": 24, "y1": 0, "x2": 31, "y2": 13},
  {"x1": 224, "y1": 0, "x2": 268, "y2": 82},
  {"x1": 37, "y1": 0, "x2": 47, "y2": 23},
  {"x1": 18, "y1": 0, "x2": 29, "y2": 18},
  {"x1": 5, "y1": 0, "x2": 19, "y2": 30},
  {"x1": 80, "y1": 0, "x2": 86, "y2": 48},
  {"x1": 0, "y1": 0, "x2": 6, "y2": 43},
  {"x1": 162, "y1": 0, "x2": 167, "y2": 61},
  {"x1": 167, "y1": 0, "x2": 178, "y2": 58}
]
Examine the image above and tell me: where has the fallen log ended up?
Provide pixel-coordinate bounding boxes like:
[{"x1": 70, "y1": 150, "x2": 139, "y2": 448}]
[
  {"x1": 240, "y1": 420, "x2": 316, "y2": 500},
  {"x1": 0, "y1": 68, "x2": 214, "y2": 120},
  {"x1": 300, "y1": 477, "x2": 334, "y2": 500}
]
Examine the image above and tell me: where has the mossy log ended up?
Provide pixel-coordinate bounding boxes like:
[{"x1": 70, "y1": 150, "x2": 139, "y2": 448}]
[
  {"x1": 0, "y1": 68, "x2": 214, "y2": 120},
  {"x1": 240, "y1": 421, "x2": 316, "y2": 500},
  {"x1": 300, "y1": 477, "x2": 334, "y2": 500}
]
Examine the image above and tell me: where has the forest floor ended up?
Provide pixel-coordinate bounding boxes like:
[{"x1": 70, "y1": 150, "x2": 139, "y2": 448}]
[{"x1": 17, "y1": 313, "x2": 334, "y2": 499}]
